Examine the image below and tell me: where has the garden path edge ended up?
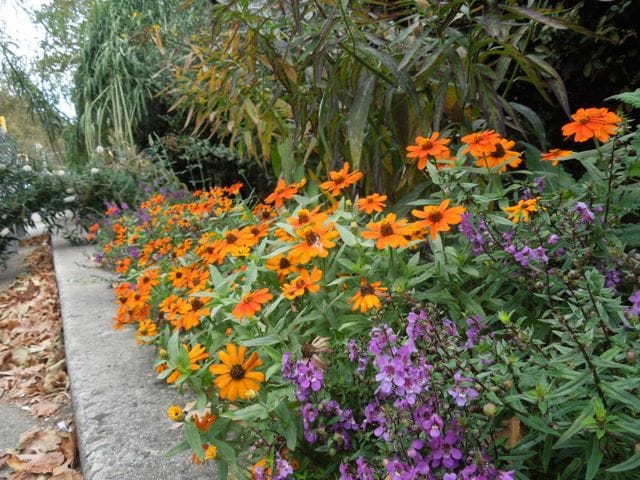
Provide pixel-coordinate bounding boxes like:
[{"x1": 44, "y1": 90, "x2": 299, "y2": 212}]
[{"x1": 52, "y1": 235, "x2": 216, "y2": 479}]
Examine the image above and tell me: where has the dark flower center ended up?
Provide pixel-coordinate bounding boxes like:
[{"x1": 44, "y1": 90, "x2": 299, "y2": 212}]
[
  {"x1": 191, "y1": 298, "x2": 204, "y2": 310},
  {"x1": 295, "y1": 279, "x2": 306, "y2": 289},
  {"x1": 279, "y1": 257, "x2": 291, "y2": 269},
  {"x1": 490, "y1": 144, "x2": 505, "y2": 158},
  {"x1": 230, "y1": 364, "x2": 245, "y2": 379},
  {"x1": 380, "y1": 222, "x2": 394, "y2": 237},
  {"x1": 333, "y1": 175, "x2": 345, "y2": 185},
  {"x1": 205, "y1": 246, "x2": 214, "y2": 254},
  {"x1": 420, "y1": 139, "x2": 433, "y2": 149},
  {"x1": 175, "y1": 271, "x2": 183, "y2": 278},
  {"x1": 225, "y1": 233, "x2": 238, "y2": 244},
  {"x1": 301, "y1": 343, "x2": 315, "y2": 359},
  {"x1": 298, "y1": 213, "x2": 309, "y2": 224},
  {"x1": 305, "y1": 231, "x2": 320, "y2": 246},
  {"x1": 428, "y1": 212, "x2": 443, "y2": 223},
  {"x1": 261, "y1": 211, "x2": 271, "y2": 220},
  {"x1": 360, "y1": 283, "x2": 375, "y2": 296}
]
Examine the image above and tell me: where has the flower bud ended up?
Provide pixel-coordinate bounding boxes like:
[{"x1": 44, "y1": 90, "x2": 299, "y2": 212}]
[
  {"x1": 483, "y1": 403, "x2": 497, "y2": 416},
  {"x1": 626, "y1": 350, "x2": 637, "y2": 364},
  {"x1": 502, "y1": 380, "x2": 513, "y2": 390},
  {"x1": 167, "y1": 404, "x2": 183, "y2": 421}
]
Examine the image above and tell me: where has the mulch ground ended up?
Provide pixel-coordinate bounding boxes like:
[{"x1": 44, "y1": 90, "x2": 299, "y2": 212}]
[{"x1": 0, "y1": 235, "x2": 83, "y2": 480}]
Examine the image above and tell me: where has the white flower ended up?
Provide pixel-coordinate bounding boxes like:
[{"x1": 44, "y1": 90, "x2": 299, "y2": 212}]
[
  {"x1": 96, "y1": 146, "x2": 105, "y2": 155},
  {"x1": 65, "y1": 188, "x2": 74, "y2": 194},
  {"x1": 22, "y1": 165, "x2": 32, "y2": 172},
  {"x1": 0, "y1": 227, "x2": 10, "y2": 237},
  {"x1": 55, "y1": 170, "x2": 65, "y2": 176},
  {"x1": 0, "y1": 163, "x2": 6, "y2": 170},
  {"x1": 63, "y1": 195, "x2": 77, "y2": 203},
  {"x1": 90, "y1": 167, "x2": 100, "y2": 174},
  {"x1": 34, "y1": 143, "x2": 43, "y2": 151}
]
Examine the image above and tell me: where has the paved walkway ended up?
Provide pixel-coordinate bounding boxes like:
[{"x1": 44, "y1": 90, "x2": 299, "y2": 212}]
[{"x1": 52, "y1": 237, "x2": 216, "y2": 479}]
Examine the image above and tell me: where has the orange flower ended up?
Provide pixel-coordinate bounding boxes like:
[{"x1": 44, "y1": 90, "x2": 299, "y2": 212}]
[
  {"x1": 209, "y1": 344, "x2": 265, "y2": 401},
  {"x1": 411, "y1": 199, "x2": 467, "y2": 240},
  {"x1": 264, "y1": 178, "x2": 306, "y2": 207},
  {"x1": 406, "y1": 133, "x2": 451, "y2": 170},
  {"x1": 135, "y1": 318, "x2": 157, "y2": 345},
  {"x1": 173, "y1": 238, "x2": 193, "y2": 257},
  {"x1": 474, "y1": 138, "x2": 521, "y2": 172},
  {"x1": 361, "y1": 213, "x2": 415, "y2": 249},
  {"x1": 357, "y1": 193, "x2": 387, "y2": 214},
  {"x1": 137, "y1": 267, "x2": 160, "y2": 292},
  {"x1": 168, "y1": 265, "x2": 191, "y2": 289},
  {"x1": 503, "y1": 197, "x2": 540, "y2": 223},
  {"x1": 252, "y1": 458, "x2": 272, "y2": 479},
  {"x1": 187, "y1": 343, "x2": 209, "y2": 370},
  {"x1": 287, "y1": 206, "x2": 325, "y2": 228},
  {"x1": 350, "y1": 279, "x2": 388, "y2": 313},
  {"x1": 289, "y1": 220, "x2": 339, "y2": 264},
  {"x1": 265, "y1": 253, "x2": 300, "y2": 278},
  {"x1": 461, "y1": 130, "x2": 501, "y2": 157},
  {"x1": 281, "y1": 267, "x2": 323, "y2": 300},
  {"x1": 116, "y1": 257, "x2": 132, "y2": 274},
  {"x1": 159, "y1": 294, "x2": 191, "y2": 320},
  {"x1": 232, "y1": 288, "x2": 274, "y2": 319},
  {"x1": 193, "y1": 411, "x2": 217, "y2": 432},
  {"x1": 540, "y1": 149, "x2": 573, "y2": 166},
  {"x1": 319, "y1": 163, "x2": 363, "y2": 196},
  {"x1": 561, "y1": 107, "x2": 622, "y2": 143},
  {"x1": 253, "y1": 203, "x2": 277, "y2": 222}
]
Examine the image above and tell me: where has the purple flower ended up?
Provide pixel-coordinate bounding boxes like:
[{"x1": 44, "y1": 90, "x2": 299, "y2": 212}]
[
  {"x1": 460, "y1": 213, "x2": 487, "y2": 255},
  {"x1": 547, "y1": 234, "x2": 560, "y2": 245},
  {"x1": 629, "y1": 290, "x2": 640, "y2": 316},
  {"x1": 448, "y1": 372, "x2": 479, "y2": 407},
  {"x1": 274, "y1": 452, "x2": 294, "y2": 479},
  {"x1": 572, "y1": 202, "x2": 596, "y2": 224}
]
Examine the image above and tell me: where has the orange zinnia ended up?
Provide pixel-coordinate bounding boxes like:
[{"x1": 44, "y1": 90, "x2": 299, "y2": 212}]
[
  {"x1": 281, "y1": 267, "x2": 323, "y2": 300},
  {"x1": 287, "y1": 206, "x2": 326, "y2": 228},
  {"x1": 319, "y1": 163, "x2": 363, "y2": 196},
  {"x1": 264, "y1": 178, "x2": 306, "y2": 207},
  {"x1": 209, "y1": 344, "x2": 265, "y2": 401},
  {"x1": 350, "y1": 279, "x2": 388, "y2": 313},
  {"x1": 265, "y1": 253, "x2": 300, "y2": 278},
  {"x1": 406, "y1": 133, "x2": 451, "y2": 170},
  {"x1": 232, "y1": 288, "x2": 274, "y2": 319},
  {"x1": 461, "y1": 130, "x2": 501, "y2": 157},
  {"x1": 503, "y1": 197, "x2": 540, "y2": 223},
  {"x1": 289, "y1": 221, "x2": 339, "y2": 264},
  {"x1": 561, "y1": 107, "x2": 622, "y2": 143},
  {"x1": 540, "y1": 149, "x2": 573, "y2": 166},
  {"x1": 357, "y1": 193, "x2": 387, "y2": 214},
  {"x1": 411, "y1": 199, "x2": 466, "y2": 240},
  {"x1": 474, "y1": 138, "x2": 521, "y2": 172},
  {"x1": 361, "y1": 213, "x2": 415, "y2": 249},
  {"x1": 187, "y1": 343, "x2": 209, "y2": 370},
  {"x1": 193, "y1": 411, "x2": 217, "y2": 432}
]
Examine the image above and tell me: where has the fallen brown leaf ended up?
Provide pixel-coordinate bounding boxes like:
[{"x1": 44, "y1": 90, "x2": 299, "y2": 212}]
[{"x1": 497, "y1": 415, "x2": 524, "y2": 449}]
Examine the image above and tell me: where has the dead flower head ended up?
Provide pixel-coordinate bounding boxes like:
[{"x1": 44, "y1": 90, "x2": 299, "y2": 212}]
[{"x1": 301, "y1": 336, "x2": 332, "y2": 371}]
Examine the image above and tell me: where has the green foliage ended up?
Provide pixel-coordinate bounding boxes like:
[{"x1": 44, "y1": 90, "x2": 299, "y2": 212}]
[{"x1": 163, "y1": 1, "x2": 592, "y2": 196}]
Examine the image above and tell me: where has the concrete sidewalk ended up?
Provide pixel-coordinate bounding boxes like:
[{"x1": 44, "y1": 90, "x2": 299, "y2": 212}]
[{"x1": 52, "y1": 237, "x2": 216, "y2": 479}]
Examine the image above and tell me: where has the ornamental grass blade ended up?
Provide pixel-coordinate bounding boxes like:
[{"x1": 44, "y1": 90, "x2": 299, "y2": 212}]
[{"x1": 348, "y1": 73, "x2": 376, "y2": 171}]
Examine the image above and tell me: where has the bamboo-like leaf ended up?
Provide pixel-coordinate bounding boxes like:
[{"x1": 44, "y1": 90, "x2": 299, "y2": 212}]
[
  {"x1": 348, "y1": 73, "x2": 376, "y2": 170},
  {"x1": 500, "y1": 4, "x2": 568, "y2": 30}
]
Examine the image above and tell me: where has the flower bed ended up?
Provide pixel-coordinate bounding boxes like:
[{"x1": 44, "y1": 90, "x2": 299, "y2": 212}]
[{"x1": 92, "y1": 105, "x2": 640, "y2": 479}]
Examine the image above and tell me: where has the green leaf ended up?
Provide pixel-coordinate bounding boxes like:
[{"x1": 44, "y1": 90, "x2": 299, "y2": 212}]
[
  {"x1": 335, "y1": 223, "x2": 357, "y2": 247},
  {"x1": 553, "y1": 403, "x2": 594, "y2": 448},
  {"x1": 607, "y1": 89, "x2": 640, "y2": 109},
  {"x1": 606, "y1": 454, "x2": 640, "y2": 473},
  {"x1": 348, "y1": 73, "x2": 376, "y2": 170},
  {"x1": 585, "y1": 436, "x2": 603, "y2": 480},
  {"x1": 217, "y1": 460, "x2": 229, "y2": 480},
  {"x1": 210, "y1": 438, "x2": 236, "y2": 464},
  {"x1": 222, "y1": 403, "x2": 268, "y2": 421},
  {"x1": 164, "y1": 440, "x2": 190, "y2": 457},
  {"x1": 500, "y1": 4, "x2": 567, "y2": 30},
  {"x1": 184, "y1": 422, "x2": 204, "y2": 460},
  {"x1": 241, "y1": 334, "x2": 281, "y2": 347},
  {"x1": 167, "y1": 330, "x2": 180, "y2": 364},
  {"x1": 600, "y1": 383, "x2": 640, "y2": 411}
]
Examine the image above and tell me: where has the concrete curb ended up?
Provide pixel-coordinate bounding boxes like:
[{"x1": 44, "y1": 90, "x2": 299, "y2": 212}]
[{"x1": 52, "y1": 236, "x2": 216, "y2": 479}]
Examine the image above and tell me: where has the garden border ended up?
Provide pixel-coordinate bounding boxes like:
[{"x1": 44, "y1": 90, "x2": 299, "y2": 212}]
[{"x1": 52, "y1": 235, "x2": 216, "y2": 479}]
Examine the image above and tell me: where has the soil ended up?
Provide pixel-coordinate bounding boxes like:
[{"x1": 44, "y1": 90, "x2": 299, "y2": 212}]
[{"x1": 0, "y1": 234, "x2": 83, "y2": 480}]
